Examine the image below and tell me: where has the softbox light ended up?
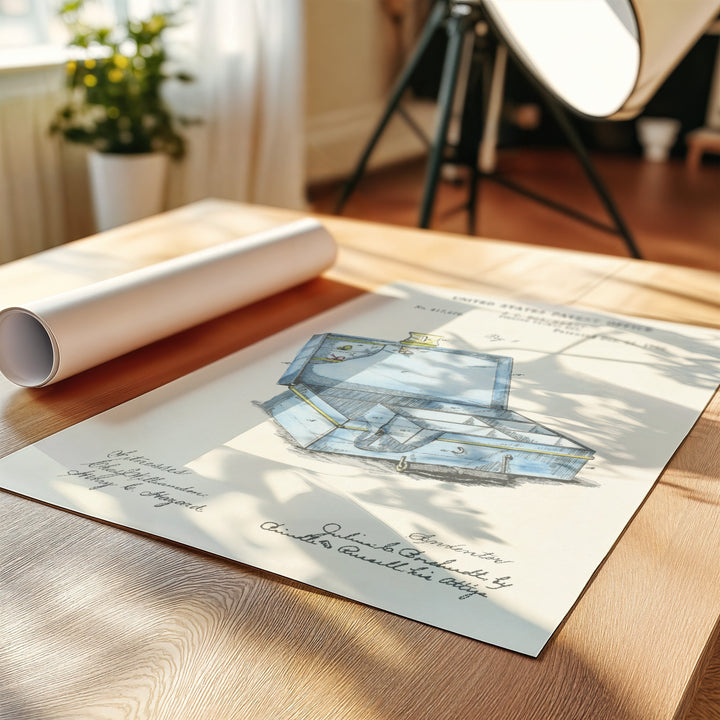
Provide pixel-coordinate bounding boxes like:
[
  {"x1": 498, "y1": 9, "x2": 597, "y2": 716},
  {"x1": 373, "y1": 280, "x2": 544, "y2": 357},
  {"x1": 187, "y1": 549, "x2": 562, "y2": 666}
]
[{"x1": 483, "y1": 0, "x2": 720, "y2": 119}]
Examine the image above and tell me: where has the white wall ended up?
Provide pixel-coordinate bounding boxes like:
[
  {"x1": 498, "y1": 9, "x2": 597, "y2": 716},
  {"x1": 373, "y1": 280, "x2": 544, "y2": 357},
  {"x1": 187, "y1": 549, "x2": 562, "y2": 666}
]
[
  {"x1": 304, "y1": 0, "x2": 435, "y2": 184},
  {"x1": 0, "y1": 64, "x2": 94, "y2": 264}
]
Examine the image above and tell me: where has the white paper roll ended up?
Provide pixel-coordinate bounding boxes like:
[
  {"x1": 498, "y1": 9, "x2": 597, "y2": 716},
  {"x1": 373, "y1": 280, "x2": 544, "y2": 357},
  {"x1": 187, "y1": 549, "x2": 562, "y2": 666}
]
[{"x1": 0, "y1": 218, "x2": 337, "y2": 387}]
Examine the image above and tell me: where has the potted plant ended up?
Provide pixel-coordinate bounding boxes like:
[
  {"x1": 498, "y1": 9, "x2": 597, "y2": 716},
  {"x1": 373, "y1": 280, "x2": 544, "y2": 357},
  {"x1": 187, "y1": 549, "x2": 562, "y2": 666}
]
[{"x1": 50, "y1": 0, "x2": 193, "y2": 231}]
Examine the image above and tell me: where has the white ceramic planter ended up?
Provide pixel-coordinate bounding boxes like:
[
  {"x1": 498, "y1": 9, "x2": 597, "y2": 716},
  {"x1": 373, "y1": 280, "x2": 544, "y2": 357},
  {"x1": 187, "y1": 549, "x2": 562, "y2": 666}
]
[
  {"x1": 87, "y1": 151, "x2": 169, "y2": 231},
  {"x1": 636, "y1": 117, "x2": 681, "y2": 163}
]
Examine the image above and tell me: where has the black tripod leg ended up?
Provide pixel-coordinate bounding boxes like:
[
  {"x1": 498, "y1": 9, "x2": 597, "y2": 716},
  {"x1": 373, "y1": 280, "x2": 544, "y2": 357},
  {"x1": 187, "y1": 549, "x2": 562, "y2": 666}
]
[
  {"x1": 541, "y1": 91, "x2": 643, "y2": 259},
  {"x1": 467, "y1": 157, "x2": 480, "y2": 235},
  {"x1": 334, "y1": 0, "x2": 447, "y2": 214},
  {"x1": 419, "y1": 10, "x2": 473, "y2": 228},
  {"x1": 465, "y1": 36, "x2": 498, "y2": 235}
]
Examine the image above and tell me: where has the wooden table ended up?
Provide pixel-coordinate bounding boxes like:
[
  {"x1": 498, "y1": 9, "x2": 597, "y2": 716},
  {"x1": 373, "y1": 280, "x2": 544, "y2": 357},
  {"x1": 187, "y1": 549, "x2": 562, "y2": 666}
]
[{"x1": 1, "y1": 199, "x2": 718, "y2": 720}]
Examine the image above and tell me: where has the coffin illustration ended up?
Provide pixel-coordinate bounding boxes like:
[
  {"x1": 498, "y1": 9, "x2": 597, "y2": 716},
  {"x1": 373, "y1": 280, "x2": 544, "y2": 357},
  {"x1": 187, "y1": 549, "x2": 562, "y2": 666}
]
[{"x1": 261, "y1": 332, "x2": 595, "y2": 482}]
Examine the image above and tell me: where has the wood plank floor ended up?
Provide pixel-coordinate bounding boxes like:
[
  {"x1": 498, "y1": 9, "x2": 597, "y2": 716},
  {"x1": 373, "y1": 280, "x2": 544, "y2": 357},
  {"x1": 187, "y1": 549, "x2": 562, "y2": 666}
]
[{"x1": 309, "y1": 148, "x2": 720, "y2": 272}]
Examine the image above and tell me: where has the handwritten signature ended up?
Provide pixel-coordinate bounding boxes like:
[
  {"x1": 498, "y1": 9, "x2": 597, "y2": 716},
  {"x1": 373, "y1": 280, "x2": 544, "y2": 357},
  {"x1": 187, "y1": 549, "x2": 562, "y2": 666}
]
[{"x1": 260, "y1": 521, "x2": 514, "y2": 601}]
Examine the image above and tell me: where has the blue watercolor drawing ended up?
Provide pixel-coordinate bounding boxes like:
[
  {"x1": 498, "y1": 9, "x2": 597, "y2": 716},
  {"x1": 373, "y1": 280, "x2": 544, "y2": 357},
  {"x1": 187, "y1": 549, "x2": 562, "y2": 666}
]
[{"x1": 260, "y1": 332, "x2": 595, "y2": 483}]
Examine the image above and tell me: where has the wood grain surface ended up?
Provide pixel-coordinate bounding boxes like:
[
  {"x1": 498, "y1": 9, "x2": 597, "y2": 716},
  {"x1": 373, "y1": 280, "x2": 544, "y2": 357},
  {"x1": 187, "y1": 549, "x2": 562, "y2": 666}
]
[{"x1": 0, "y1": 199, "x2": 718, "y2": 720}]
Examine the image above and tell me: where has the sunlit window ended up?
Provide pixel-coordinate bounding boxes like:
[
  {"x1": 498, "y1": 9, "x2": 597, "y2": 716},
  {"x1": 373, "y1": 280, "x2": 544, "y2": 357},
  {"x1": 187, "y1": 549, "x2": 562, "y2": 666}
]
[
  {"x1": 0, "y1": 1, "x2": 134, "y2": 64},
  {"x1": 0, "y1": 0, "x2": 51, "y2": 48}
]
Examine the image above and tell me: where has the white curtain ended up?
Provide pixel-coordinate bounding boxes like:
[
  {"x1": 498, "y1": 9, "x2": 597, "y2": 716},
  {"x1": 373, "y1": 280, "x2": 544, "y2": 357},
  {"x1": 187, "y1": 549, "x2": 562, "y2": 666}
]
[
  {"x1": 165, "y1": 0, "x2": 308, "y2": 211},
  {"x1": 0, "y1": 0, "x2": 306, "y2": 264}
]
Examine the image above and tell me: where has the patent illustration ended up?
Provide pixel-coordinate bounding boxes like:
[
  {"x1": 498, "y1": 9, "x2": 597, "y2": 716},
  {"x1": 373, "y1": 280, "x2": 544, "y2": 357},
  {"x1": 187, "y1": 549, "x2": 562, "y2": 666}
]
[{"x1": 261, "y1": 332, "x2": 595, "y2": 482}]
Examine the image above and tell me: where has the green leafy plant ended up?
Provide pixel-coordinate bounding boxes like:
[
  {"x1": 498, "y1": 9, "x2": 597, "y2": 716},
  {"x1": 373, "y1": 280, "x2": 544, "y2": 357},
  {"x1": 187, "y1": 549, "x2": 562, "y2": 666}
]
[{"x1": 50, "y1": 1, "x2": 193, "y2": 158}]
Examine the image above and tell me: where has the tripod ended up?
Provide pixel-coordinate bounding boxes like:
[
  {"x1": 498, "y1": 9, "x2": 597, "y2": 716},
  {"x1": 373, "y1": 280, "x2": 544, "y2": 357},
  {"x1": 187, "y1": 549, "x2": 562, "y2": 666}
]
[{"x1": 334, "y1": 0, "x2": 642, "y2": 259}]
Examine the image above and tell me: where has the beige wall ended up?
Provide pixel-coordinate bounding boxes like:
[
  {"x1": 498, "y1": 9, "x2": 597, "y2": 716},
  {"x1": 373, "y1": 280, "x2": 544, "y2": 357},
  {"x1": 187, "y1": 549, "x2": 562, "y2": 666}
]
[
  {"x1": 306, "y1": 0, "x2": 393, "y2": 118},
  {"x1": 304, "y1": 0, "x2": 435, "y2": 184}
]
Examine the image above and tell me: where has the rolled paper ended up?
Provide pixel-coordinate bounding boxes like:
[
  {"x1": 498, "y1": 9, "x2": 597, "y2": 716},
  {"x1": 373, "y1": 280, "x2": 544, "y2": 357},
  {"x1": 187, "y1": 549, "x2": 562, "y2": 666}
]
[{"x1": 0, "y1": 218, "x2": 337, "y2": 388}]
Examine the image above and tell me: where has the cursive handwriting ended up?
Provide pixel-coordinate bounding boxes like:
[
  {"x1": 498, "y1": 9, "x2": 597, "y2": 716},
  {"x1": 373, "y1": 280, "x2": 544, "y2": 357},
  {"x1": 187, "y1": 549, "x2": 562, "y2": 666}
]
[
  {"x1": 408, "y1": 532, "x2": 512, "y2": 564},
  {"x1": 59, "y1": 450, "x2": 207, "y2": 511},
  {"x1": 260, "y1": 521, "x2": 515, "y2": 601}
]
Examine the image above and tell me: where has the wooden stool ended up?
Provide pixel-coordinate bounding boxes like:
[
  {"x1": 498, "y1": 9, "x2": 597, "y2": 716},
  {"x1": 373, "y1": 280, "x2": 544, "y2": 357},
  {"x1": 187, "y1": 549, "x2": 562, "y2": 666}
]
[{"x1": 686, "y1": 127, "x2": 720, "y2": 170}]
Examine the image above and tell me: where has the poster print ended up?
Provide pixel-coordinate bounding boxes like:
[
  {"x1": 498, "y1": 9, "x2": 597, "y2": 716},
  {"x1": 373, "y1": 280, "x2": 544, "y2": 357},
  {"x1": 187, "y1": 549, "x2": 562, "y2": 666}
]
[
  {"x1": 260, "y1": 331, "x2": 595, "y2": 483},
  {"x1": 0, "y1": 283, "x2": 718, "y2": 657}
]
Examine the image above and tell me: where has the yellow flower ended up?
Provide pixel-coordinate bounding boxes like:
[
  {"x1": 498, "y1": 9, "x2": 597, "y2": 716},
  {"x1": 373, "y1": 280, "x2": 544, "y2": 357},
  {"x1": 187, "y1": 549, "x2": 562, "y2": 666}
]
[
  {"x1": 83, "y1": 75, "x2": 98, "y2": 87},
  {"x1": 147, "y1": 16, "x2": 165, "y2": 33},
  {"x1": 66, "y1": 60, "x2": 77, "y2": 73},
  {"x1": 108, "y1": 68, "x2": 124, "y2": 83},
  {"x1": 113, "y1": 55, "x2": 129, "y2": 69},
  {"x1": 84, "y1": 59, "x2": 96, "y2": 69}
]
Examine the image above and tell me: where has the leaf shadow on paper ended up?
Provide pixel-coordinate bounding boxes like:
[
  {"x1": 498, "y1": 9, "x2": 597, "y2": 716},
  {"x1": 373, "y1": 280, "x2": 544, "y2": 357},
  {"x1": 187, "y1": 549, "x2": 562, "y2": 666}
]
[
  {"x1": 434, "y1": 308, "x2": 720, "y2": 478},
  {"x1": 184, "y1": 438, "x2": 550, "y2": 657}
]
